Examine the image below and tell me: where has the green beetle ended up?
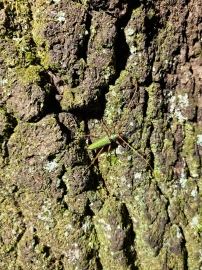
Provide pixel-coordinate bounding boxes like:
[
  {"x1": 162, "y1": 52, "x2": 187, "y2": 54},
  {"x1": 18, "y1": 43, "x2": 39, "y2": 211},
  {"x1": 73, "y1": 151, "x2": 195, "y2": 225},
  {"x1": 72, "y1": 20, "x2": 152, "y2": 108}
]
[{"x1": 82, "y1": 80, "x2": 155, "y2": 178}]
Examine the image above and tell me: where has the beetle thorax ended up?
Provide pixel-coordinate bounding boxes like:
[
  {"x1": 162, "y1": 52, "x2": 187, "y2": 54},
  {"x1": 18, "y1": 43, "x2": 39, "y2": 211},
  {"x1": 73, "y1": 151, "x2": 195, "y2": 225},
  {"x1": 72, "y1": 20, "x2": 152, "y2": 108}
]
[{"x1": 109, "y1": 134, "x2": 118, "y2": 142}]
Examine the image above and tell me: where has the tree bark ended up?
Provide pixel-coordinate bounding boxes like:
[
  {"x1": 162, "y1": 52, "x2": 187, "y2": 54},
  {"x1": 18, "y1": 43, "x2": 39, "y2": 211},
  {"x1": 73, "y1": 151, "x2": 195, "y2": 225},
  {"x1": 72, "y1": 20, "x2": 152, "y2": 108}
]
[{"x1": 0, "y1": 0, "x2": 201, "y2": 269}]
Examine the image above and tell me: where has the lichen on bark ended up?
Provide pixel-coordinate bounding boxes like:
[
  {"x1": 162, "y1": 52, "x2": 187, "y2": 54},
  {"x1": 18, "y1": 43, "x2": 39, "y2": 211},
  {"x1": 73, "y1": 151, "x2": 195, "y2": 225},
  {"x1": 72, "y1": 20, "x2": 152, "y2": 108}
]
[{"x1": 0, "y1": 0, "x2": 201, "y2": 269}]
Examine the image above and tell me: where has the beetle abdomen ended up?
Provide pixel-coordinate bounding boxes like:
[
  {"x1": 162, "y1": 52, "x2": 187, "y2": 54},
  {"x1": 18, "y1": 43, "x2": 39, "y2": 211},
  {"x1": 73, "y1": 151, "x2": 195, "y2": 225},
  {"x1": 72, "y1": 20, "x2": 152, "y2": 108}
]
[{"x1": 88, "y1": 135, "x2": 117, "y2": 150}]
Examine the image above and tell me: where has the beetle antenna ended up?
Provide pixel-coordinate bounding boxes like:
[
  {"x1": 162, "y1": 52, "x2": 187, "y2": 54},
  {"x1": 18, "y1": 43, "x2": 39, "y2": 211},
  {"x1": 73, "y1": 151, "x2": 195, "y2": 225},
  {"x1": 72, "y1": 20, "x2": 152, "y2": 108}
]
[{"x1": 101, "y1": 119, "x2": 111, "y2": 137}]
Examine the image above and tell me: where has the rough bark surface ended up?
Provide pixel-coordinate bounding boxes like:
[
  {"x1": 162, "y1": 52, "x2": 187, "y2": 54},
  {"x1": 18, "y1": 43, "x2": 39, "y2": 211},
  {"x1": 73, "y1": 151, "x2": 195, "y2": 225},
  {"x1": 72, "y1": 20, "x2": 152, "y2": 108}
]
[{"x1": 0, "y1": 0, "x2": 201, "y2": 269}]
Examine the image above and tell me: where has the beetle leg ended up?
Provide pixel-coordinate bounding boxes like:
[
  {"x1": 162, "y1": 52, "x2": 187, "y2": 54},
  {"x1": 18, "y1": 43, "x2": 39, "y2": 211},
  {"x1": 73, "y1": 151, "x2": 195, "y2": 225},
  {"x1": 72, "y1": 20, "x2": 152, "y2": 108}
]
[
  {"x1": 118, "y1": 135, "x2": 155, "y2": 179},
  {"x1": 115, "y1": 138, "x2": 126, "y2": 148},
  {"x1": 82, "y1": 147, "x2": 104, "y2": 176},
  {"x1": 107, "y1": 144, "x2": 111, "y2": 153},
  {"x1": 105, "y1": 144, "x2": 112, "y2": 164}
]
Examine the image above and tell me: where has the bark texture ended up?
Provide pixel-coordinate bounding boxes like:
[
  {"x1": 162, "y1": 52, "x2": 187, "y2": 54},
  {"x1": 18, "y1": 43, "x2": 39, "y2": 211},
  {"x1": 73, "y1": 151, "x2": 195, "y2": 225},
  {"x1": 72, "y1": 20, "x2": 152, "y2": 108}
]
[{"x1": 0, "y1": 0, "x2": 201, "y2": 269}]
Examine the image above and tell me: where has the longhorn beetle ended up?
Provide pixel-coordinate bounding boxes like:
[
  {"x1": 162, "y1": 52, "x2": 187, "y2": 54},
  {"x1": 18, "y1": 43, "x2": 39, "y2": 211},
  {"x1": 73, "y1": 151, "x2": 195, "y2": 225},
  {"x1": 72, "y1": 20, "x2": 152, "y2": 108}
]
[{"x1": 82, "y1": 80, "x2": 155, "y2": 178}]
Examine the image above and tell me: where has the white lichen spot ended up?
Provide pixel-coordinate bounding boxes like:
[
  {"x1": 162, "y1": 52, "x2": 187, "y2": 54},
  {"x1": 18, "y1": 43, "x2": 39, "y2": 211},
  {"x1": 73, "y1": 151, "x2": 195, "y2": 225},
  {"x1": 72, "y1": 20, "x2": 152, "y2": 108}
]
[
  {"x1": 78, "y1": 33, "x2": 84, "y2": 40},
  {"x1": 121, "y1": 176, "x2": 127, "y2": 185},
  {"x1": 109, "y1": 175, "x2": 115, "y2": 181},
  {"x1": 176, "y1": 227, "x2": 183, "y2": 239},
  {"x1": 130, "y1": 45, "x2": 137, "y2": 54},
  {"x1": 179, "y1": 168, "x2": 187, "y2": 188},
  {"x1": 22, "y1": 46, "x2": 30, "y2": 52},
  {"x1": 82, "y1": 220, "x2": 91, "y2": 233},
  {"x1": 167, "y1": 90, "x2": 173, "y2": 98},
  {"x1": 56, "y1": 179, "x2": 61, "y2": 187},
  {"x1": 197, "y1": 134, "x2": 202, "y2": 146},
  {"x1": 178, "y1": 93, "x2": 189, "y2": 108},
  {"x1": 111, "y1": 90, "x2": 117, "y2": 97},
  {"x1": 98, "y1": 219, "x2": 111, "y2": 231},
  {"x1": 169, "y1": 96, "x2": 176, "y2": 113},
  {"x1": 104, "y1": 73, "x2": 110, "y2": 80},
  {"x1": 190, "y1": 216, "x2": 202, "y2": 230},
  {"x1": 74, "y1": 247, "x2": 80, "y2": 261},
  {"x1": 191, "y1": 187, "x2": 198, "y2": 197},
  {"x1": 98, "y1": 219, "x2": 112, "y2": 238},
  {"x1": 172, "y1": 188, "x2": 178, "y2": 197},
  {"x1": 100, "y1": 152, "x2": 106, "y2": 158},
  {"x1": 13, "y1": 37, "x2": 23, "y2": 43},
  {"x1": 127, "y1": 155, "x2": 132, "y2": 161},
  {"x1": 0, "y1": 78, "x2": 8, "y2": 86},
  {"x1": 55, "y1": 11, "x2": 66, "y2": 22},
  {"x1": 129, "y1": 121, "x2": 134, "y2": 126},
  {"x1": 152, "y1": 66, "x2": 156, "y2": 72},
  {"x1": 131, "y1": 216, "x2": 138, "y2": 225},
  {"x1": 115, "y1": 145, "x2": 123, "y2": 155},
  {"x1": 169, "y1": 93, "x2": 189, "y2": 123},
  {"x1": 174, "y1": 110, "x2": 188, "y2": 122},
  {"x1": 94, "y1": 119, "x2": 99, "y2": 124},
  {"x1": 45, "y1": 225, "x2": 51, "y2": 230},
  {"x1": 66, "y1": 243, "x2": 80, "y2": 263},
  {"x1": 134, "y1": 172, "x2": 142, "y2": 179},
  {"x1": 53, "y1": 0, "x2": 60, "y2": 3},
  {"x1": 125, "y1": 28, "x2": 135, "y2": 36},
  {"x1": 67, "y1": 224, "x2": 72, "y2": 229},
  {"x1": 44, "y1": 161, "x2": 58, "y2": 172}
]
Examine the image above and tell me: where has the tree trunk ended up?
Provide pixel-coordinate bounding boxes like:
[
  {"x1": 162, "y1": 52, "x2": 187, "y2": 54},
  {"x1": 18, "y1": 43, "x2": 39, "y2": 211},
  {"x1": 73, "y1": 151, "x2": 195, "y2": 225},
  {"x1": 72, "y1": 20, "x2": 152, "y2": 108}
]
[{"x1": 0, "y1": 0, "x2": 201, "y2": 269}]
